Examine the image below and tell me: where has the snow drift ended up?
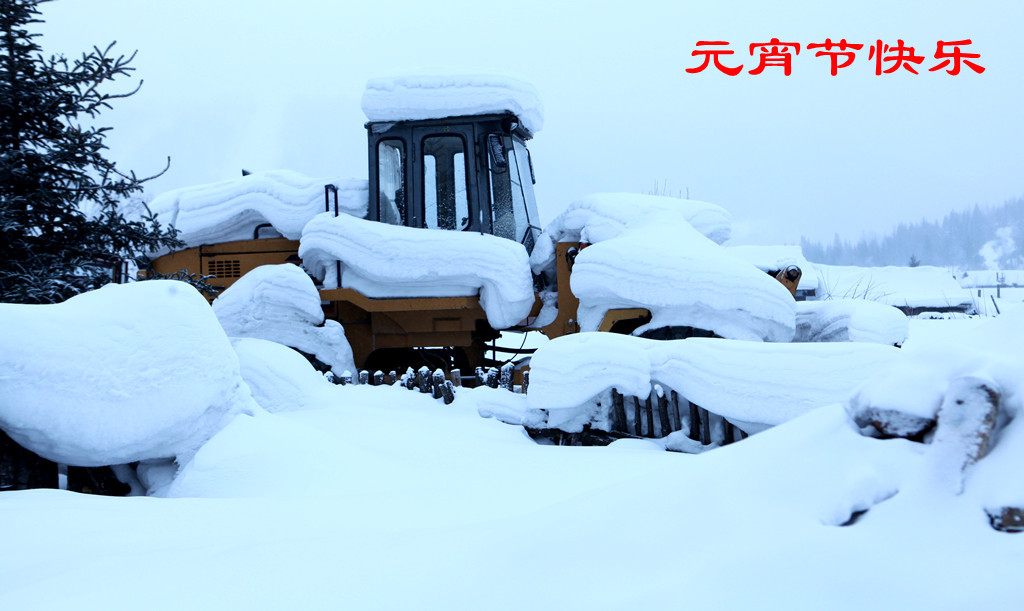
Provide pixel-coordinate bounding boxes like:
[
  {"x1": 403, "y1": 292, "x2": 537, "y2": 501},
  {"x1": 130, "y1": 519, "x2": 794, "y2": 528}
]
[
  {"x1": 362, "y1": 73, "x2": 544, "y2": 134},
  {"x1": 531, "y1": 193, "x2": 794, "y2": 341},
  {"x1": 300, "y1": 212, "x2": 535, "y2": 329},
  {"x1": 213, "y1": 263, "x2": 356, "y2": 374},
  {"x1": 230, "y1": 338, "x2": 337, "y2": 414},
  {"x1": 0, "y1": 280, "x2": 257, "y2": 466},
  {"x1": 148, "y1": 170, "x2": 368, "y2": 248},
  {"x1": 814, "y1": 264, "x2": 974, "y2": 312}
]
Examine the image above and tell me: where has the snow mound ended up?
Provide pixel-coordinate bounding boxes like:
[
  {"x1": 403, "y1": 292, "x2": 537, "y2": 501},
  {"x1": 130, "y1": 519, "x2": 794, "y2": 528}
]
[
  {"x1": 814, "y1": 264, "x2": 974, "y2": 312},
  {"x1": 847, "y1": 307, "x2": 1024, "y2": 438},
  {"x1": 212, "y1": 264, "x2": 356, "y2": 374},
  {"x1": 727, "y1": 244, "x2": 818, "y2": 291},
  {"x1": 0, "y1": 281, "x2": 257, "y2": 466},
  {"x1": 362, "y1": 73, "x2": 544, "y2": 134},
  {"x1": 299, "y1": 212, "x2": 535, "y2": 329},
  {"x1": 231, "y1": 338, "x2": 337, "y2": 413},
  {"x1": 796, "y1": 299, "x2": 908, "y2": 345},
  {"x1": 531, "y1": 193, "x2": 792, "y2": 341},
  {"x1": 148, "y1": 170, "x2": 368, "y2": 248},
  {"x1": 528, "y1": 332, "x2": 901, "y2": 433}
]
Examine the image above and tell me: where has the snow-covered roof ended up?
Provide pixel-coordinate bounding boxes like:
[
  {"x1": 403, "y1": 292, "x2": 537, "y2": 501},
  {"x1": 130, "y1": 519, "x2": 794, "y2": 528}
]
[
  {"x1": 361, "y1": 74, "x2": 544, "y2": 134},
  {"x1": 299, "y1": 212, "x2": 535, "y2": 329},
  {"x1": 148, "y1": 170, "x2": 368, "y2": 249},
  {"x1": 727, "y1": 244, "x2": 817, "y2": 290},
  {"x1": 531, "y1": 193, "x2": 794, "y2": 342}
]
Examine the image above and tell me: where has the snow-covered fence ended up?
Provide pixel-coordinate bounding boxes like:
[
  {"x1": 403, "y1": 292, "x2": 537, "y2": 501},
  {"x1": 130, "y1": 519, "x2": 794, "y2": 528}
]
[
  {"x1": 326, "y1": 364, "x2": 524, "y2": 404},
  {"x1": 608, "y1": 387, "x2": 743, "y2": 445}
]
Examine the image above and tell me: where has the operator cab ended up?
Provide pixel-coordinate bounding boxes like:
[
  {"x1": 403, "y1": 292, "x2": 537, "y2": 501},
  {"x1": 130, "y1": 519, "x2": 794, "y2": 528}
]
[{"x1": 366, "y1": 113, "x2": 541, "y2": 254}]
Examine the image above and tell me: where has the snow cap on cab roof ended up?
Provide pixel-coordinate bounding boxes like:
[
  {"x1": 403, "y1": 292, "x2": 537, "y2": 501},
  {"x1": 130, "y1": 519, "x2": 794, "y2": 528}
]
[{"x1": 361, "y1": 73, "x2": 544, "y2": 134}]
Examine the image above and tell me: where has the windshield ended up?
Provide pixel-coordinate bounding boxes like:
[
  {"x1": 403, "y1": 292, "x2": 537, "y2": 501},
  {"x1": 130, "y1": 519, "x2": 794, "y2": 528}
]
[{"x1": 489, "y1": 134, "x2": 540, "y2": 252}]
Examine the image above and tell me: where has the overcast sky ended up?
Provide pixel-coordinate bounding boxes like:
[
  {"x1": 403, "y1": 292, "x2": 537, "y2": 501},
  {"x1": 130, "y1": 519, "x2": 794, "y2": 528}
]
[{"x1": 35, "y1": 0, "x2": 1024, "y2": 245}]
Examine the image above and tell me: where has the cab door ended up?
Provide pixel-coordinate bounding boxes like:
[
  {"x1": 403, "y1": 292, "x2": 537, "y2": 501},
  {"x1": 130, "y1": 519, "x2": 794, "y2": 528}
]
[{"x1": 411, "y1": 125, "x2": 477, "y2": 232}]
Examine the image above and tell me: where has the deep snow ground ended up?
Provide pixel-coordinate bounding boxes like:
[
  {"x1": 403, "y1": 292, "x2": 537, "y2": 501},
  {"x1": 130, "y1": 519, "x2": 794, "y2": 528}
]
[{"x1": 2, "y1": 379, "x2": 1021, "y2": 609}]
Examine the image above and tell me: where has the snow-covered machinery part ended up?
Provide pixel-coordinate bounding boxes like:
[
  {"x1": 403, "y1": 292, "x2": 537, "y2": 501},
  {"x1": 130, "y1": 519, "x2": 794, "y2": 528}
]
[
  {"x1": 145, "y1": 74, "x2": 806, "y2": 396},
  {"x1": 147, "y1": 76, "x2": 547, "y2": 380}
]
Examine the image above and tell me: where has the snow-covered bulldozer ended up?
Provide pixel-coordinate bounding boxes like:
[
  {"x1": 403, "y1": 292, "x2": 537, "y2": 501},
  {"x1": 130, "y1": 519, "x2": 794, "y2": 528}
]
[
  {"x1": 150, "y1": 77, "x2": 551, "y2": 375},
  {"x1": 148, "y1": 75, "x2": 808, "y2": 384}
]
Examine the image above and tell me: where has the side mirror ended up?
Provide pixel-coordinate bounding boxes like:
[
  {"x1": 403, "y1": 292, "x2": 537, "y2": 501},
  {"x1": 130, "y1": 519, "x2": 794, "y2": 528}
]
[{"x1": 487, "y1": 134, "x2": 507, "y2": 173}]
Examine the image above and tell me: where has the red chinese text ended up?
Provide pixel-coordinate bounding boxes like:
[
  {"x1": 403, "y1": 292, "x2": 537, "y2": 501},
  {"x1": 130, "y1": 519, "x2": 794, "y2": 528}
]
[
  {"x1": 929, "y1": 39, "x2": 985, "y2": 74},
  {"x1": 686, "y1": 41, "x2": 743, "y2": 76},
  {"x1": 687, "y1": 38, "x2": 984, "y2": 76},
  {"x1": 806, "y1": 39, "x2": 864, "y2": 75},
  {"x1": 748, "y1": 38, "x2": 801, "y2": 75}
]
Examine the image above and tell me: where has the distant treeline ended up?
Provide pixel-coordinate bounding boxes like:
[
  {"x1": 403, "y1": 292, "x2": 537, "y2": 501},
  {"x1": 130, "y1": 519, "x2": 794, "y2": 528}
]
[{"x1": 800, "y1": 196, "x2": 1024, "y2": 269}]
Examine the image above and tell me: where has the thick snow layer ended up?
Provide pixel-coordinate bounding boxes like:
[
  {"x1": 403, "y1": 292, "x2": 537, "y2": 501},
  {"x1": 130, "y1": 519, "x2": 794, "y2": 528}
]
[
  {"x1": 230, "y1": 338, "x2": 337, "y2": 413},
  {"x1": 814, "y1": 263, "x2": 974, "y2": 310},
  {"x1": 212, "y1": 263, "x2": 356, "y2": 374},
  {"x1": 531, "y1": 194, "x2": 792, "y2": 341},
  {"x1": 300, "y1": 212, "x2": 534, "y2": 329},
  {"x1": 362, "y1": 74, "x2": 544, "y2": 134},
  {"x1": 848, "y1": 306, "x2": 1024, "y2": 429},
  {"x1": 727, "y1": 244, "x2": 818, "y2": 290},
  {"x1": 528, "y1": 333, "x2": 900, "y2": 433},
  {"x1": 795, "y1": 299, "x2": 908, "y2": 345},
  {"x1": 0, "y1": 281, "x2": 257, "y2": 466},
  {"x1": 148, "y1": 170, "x2": 368, "y2": 248},
  {"x1": 6, "y1": 374, "x2": 1022, "y2": 608}
]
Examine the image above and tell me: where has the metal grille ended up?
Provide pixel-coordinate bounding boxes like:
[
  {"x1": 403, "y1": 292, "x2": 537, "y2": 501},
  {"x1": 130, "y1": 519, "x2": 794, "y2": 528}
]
[{"x1": 208, "y1": 259, "x2": 241, "y2": 278}]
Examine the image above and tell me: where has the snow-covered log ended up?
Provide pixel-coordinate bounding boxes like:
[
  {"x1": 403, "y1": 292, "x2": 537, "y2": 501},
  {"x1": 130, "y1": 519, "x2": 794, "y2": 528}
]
[
  {"x1": 929, "y1": 376, "x2": 1001, "y2": 495},
  {"x1": 847, "y1": 307, "x2": 1024, "y2": 441}
]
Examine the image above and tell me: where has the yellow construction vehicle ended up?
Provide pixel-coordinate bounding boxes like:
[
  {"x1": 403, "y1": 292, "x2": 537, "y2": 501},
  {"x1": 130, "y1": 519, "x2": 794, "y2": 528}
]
[{"x1": 148, "y1": 91, "x2": 800, "y2": 378}]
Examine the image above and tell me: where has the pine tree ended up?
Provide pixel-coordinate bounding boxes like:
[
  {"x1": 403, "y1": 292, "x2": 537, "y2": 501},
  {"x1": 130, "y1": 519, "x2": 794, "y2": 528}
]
[{"x1": 0, "y1": 0, "x2": 181, "y2": 304}]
